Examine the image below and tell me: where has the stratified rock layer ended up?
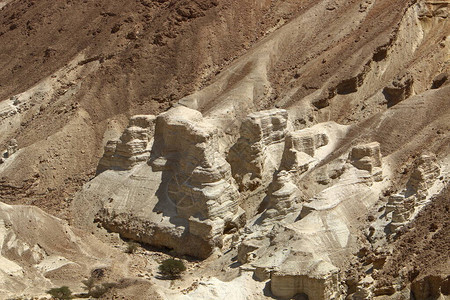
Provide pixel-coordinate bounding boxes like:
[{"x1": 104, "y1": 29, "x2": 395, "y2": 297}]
[
  {"x1": 270, "y1": 255, "x2": 342, "y2": 300},
  {"x1": 262, "y1": 171, "x2": 303, "y2": 221},
  {"x1": 228, "y1": 109, "x2": 288, "y2": 190},
  {"x1": 349, "y1": 142, "x2": 382, "y2": 182},
  {"x1": 97, "y1": 115, "x2": 155, "y2": 172},
  {"x1": 281, "y1": 128, "x2": 328, "y2": 173},
  {"x1": 387, "y1": 153, "x2": 441, "y2": 232},
  {"x1": 150, "y1": 106, "x2": 241, "y2": 225}
]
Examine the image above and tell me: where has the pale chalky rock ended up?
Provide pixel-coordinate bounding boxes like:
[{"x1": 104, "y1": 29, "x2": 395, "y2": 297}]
[
  {"x1": 270, "y1": 253, "x2": 343, "y2": 300},
  {"x1": 388, "y1": 153, "x2": 440, "y2": 232},
  {"x1": 349, "y1": 142, "x2": 382, "y2": 181},
  {"x1": 262, "y1": 171, "x2": 303, "y2": 221},
  {"x1": 237, "y1": 238, "x2": 271, "y2": 264},
  {"x1": 0, "y1": 202, "x2": 116, "y2": 298},
  {"x1": 280, "y1": 128, "x2": 328, "y2": 172},
  {"x1": 405, "y1": 153, "x2": 440, "y2": 197},
  {"x1": 387, "y1": 194, "x2": 416, "y2": 232},
  {"x1": 6, "y1": 139, "x2": 18, "y2": 157},
  {"x1": 228, "y1": 109, "x2": 288, "y2": 191},
  {"x1": 1, "y1": 139, "x2": 19, "y2": 162},
  {"x1": 150, "y1": 106, "x2": 242, "y2": 241},
  {"x1": 349, "y1": 142, "x2": 381, "y2": 172},
  {"x1": 286, "y1": 129, "x2": 328, "y2": 157},
  {"x1": 385, "y1": 194, "x2": 405, "y2": 214},
  {"x1": 98, "y1": 115, "x2": 155, "y2": 172}
]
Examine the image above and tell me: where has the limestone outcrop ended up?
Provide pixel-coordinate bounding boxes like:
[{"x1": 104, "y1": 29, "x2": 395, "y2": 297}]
[
  {"x1": 237, "y1": 238, "x2": 271, "y2": 265},
  {"x1": 0, "y1": 202, "x2": 120, "y2": 299},
  {"x1": 97, "y1": 115, "x2": 155, "y2": 172},
  {"x1": 349, "y1": 142, "x2": 382, "y2": 181},
  {"x1": 406, "y1": 153, "x2": 441, "y2": 196},
  {"x1": 0, "y1": 139, "x2": 18, "y2": 164},
  {"x1": 386, "y1": 193, "x2": 416, "y2": 226},
  {"x1": 150, "y1": 106, "x2": 243, "y2": 242},
  {"x1": 71, "y1": 99, "x2": 445, "y2": 299},
  {"x1": 228, "y1": 109, "x2": 288, "y2": 191},
  {"x1": 383, "y1": 73, "x2": 414, "y2": 107},
  {"x1": 387, "y1": 153, "x2": 440, "y2": 232},
  {"x1": 2, "y1": 0, "x2": 450, "y2": 298},
  {"x1": 281, "y1": 128, "x2": 328, "y2": 172},
  {"x1": 79, "y1": 107, "x2": 248, "y2": 259},
  {"x1": 270, "y1": 255, "x2": 342, "y2": 300},
  {"x1": 262, "y1": 171, "x2": 303, "y2": 221}
]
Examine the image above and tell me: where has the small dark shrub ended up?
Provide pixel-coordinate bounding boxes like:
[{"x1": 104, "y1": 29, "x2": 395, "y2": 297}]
[
  {"x1": 89, "y1": 282, "x2": 117, "y2": 298},
  {"x1": 125, "y1": 241, "x2": 140, "y2": 254},
  {"x1": 91, "y1": 268, "x2": 105, "y2": 279},
  {"x1": 158, "y1": 259, "x2": 186, "y2": 279},
  {"x1": 46, "y1": 286, "x2": 72, "y2": 299},
  {"x1": 82, "y1": 267, "x2": 118, "y2": 298}
]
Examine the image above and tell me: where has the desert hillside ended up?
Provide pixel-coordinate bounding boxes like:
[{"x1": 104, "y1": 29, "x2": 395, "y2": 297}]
[{"x1": 0, "y1": 0, "x2": 449, "y2": 299}]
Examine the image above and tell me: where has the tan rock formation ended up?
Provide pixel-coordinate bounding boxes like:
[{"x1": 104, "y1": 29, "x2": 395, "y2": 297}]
[
  {"x1": 0, "y1": 139, "x2": 18, "y2": 164},
  {"x1": 281, "y1": 128, "x2": 328, "y2": 172},
  {"x1": 150, "y1": 106, "x2": 243, "y2": 242},
  {"x1": 75, "y1": 107, "x2": 247, "y2": 259},
  {"x1": 0, "y1": 202, "x2": 124, "y2": 299},
  {"x1": 349, "y1": 142, "x2": 382, "y2": 181},
  {"x1": 270, "y1": 253, "x2": 343, "y2": 300},
  {"x1": 237, "y1": 239, "x2": 271, "y2": 264},
  {"x1": 383, "y1": 73, "x2": 414, "y2": 107},
  {"x1": 387, "y1": 194, "x2": 416, "y2": 225},
  {"x1": 228, "y1": 109, "x2": 288, "y2": 191},
  {"x1": 406, "y1": 153, "x2": 440, "y2": 197},
  {"x1": 6, "y1": 139, "x2": 18, "y2": 157},
  {"x1": 262, "y1": 171, "x2": 303, "y2": 221},
  {"x1": 98, "y1": 115, "x2": 155, "y2": 172},
  {"x1": 388, "y1": 153, "x2": 441, "y2": 232}
]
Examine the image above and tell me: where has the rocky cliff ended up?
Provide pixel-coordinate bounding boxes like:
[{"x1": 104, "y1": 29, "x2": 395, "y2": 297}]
[{"x1": 0, "y1": 0, "x2": 449, "y2": 299}]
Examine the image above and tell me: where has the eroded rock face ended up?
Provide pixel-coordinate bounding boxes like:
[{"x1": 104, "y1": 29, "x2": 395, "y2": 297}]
[
  {"x1": 281, "y1": 128, "x2": 328, "y2": 172},
  {"x1": 0, "y1": 139, "x2": 18, "y2": 164},
  {"x1": 74, "y1": 100, "x2": 444, "y2": 299},
  {"x1": 406, "y1": 153, "x2": 440, "y2": 196},
  {"x1": 270, "y1": 256, "x2": 343, "y2": 300},
  {"x1": 383, "y1": 73, "x2": 414, "y2": 107},
  {"x1": 6, "y1": 139, "x2": 18, "y2": 157},
  {"x1": 97, "y1": 115, "x2": 155, "y2": 173},
  {"x1": 237, "y1": 239, "x2": 271, "y2": 264},
  {"x1": 262, "y1": 171, "x2": 303, "y2": 221},
  {"x1": 387, "y1": 194, "x2": 416, "y2": 225},
  {"x1": 228, "y1": 109, "x2": 288, "y2": 191},
  {"x1": 150, "y1": 106, "x2": 243, "y2": 240},
  {"x1": 387, "y1": 153, "x2": 440, "y2": 232},
  {"x1": 349, "y1": 142, "x2": 382, "y2": 181},
  {"x1": 0, "y1": 202, "x2": 117, "y2": 299}
]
